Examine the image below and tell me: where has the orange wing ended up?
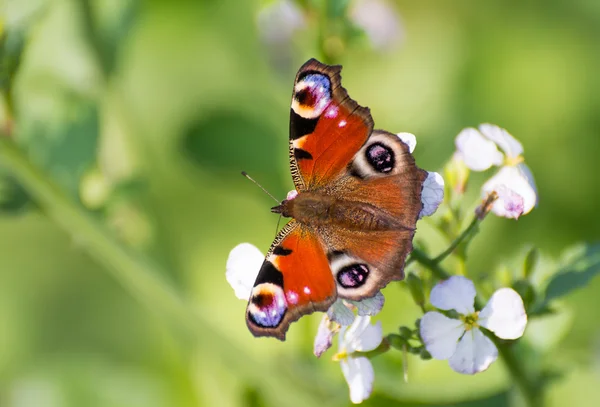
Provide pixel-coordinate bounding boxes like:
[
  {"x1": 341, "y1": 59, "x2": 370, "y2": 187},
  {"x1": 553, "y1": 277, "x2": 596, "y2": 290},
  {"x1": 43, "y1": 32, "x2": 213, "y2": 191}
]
[
  {"x1": 289, "y1": 59, "x2": 374, "y2": 191},
  {"x1": 246, "y1": 220, "x2": 336, "y2": 340}
]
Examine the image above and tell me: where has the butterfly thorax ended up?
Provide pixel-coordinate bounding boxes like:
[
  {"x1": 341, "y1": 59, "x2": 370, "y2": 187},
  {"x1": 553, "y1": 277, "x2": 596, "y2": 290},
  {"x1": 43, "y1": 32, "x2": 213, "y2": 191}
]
[{"x1": 271, "y1": 191, "x2": 402, "y2": 231}]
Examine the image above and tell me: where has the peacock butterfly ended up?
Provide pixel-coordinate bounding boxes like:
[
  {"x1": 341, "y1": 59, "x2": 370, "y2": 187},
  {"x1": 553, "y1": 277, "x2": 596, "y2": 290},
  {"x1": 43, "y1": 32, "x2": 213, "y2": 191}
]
[{"x1": 246, "y1": 59, "x2": 427, "y2": 340}]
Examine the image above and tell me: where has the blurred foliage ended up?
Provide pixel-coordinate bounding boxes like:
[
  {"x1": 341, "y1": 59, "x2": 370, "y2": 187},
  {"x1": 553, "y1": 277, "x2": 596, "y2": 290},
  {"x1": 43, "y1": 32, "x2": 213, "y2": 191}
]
[{"x1": 0, "y1": 0, "x2": 600, "y2": 406}]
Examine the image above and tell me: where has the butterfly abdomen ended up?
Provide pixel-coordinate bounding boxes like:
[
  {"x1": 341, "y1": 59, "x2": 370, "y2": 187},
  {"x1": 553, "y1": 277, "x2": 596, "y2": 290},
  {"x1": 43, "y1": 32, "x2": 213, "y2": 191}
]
[{"x1": 279, "y1": 192, "x2": 403, "y2": 231}]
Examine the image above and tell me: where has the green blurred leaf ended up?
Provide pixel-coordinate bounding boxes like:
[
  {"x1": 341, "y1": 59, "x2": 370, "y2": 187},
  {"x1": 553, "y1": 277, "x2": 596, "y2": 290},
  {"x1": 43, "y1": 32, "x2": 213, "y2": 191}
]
[
  {"x1": 0, "y1": 29, "x2": 26, "y2": 96},
  {"x1": 0, "y1": 171, "x2": 31, "y2": 213},
  {"x1": 405, "y1": 273, "x2": 425, "y2": 309},
  {"x1": 544, "y1": 243, "x2": 600, "y2": 304},
  {"x1": 19, "y1": 98, "x2": 99, "y2": 198},
  {"x1": 77, "y1": 0, "x2": 139, "y2": 77},
  {"x1": 181, "y1": 111, "x2": 287, "y2": 191},
  {"x1": 327, "y1": 0, "x2": 350, "y2": 18},
  {"x1": 523, "y1": 246, "x2": 540, "y2": 279},
  {"x1": 512, "y1": 279, "x2": 536, "y2": 311}
]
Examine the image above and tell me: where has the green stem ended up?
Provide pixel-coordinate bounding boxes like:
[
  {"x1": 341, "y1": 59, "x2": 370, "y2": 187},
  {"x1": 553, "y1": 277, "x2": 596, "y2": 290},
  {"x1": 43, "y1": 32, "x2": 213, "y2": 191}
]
[
  {"x1": 433, "y1": 215, "x2": 480, "y2": 264},
  {"x1": 493, "y1": 338, "x2": 542, "y2": 407},
  {"x1": 411, "y1": 249, "x2": 543, "y2": 407},
  {"x1": 410, "y1": 248, "x2": 450, "y2": 280},
  {"x1": 0, "y1": 138, "x2": 321, "y2": 407}
]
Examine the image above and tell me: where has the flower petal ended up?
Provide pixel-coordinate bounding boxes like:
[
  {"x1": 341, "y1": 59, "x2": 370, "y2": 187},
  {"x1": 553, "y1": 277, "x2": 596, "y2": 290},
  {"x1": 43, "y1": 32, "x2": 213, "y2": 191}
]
[
  {"x1": 455, "y1": 127, "x2": 504, "y2": 171},
  {"x1": 479, "y1": 288, "x2": 527, "y2": 340},
  {"x1": 420, "y1": 311, "x2": 464, "y2": 360},
  {"x1": 257, "y1": 0, "x2": 305, "y2": 45},
  {"x1": 350, "y1": 0, "x2": 403, "y2": 51},
  {"x1": 349, "y1": 292, "x2": 385, "y2": 317},
  {"x1": 517, "y1": 163, "x2": 538, "y2": 207},
  {"x1": 328, "y1": 299, "x2": 356, "y2": 326},
  {"x1": 448, "y1": 328, "x2": 498, "y2": 375},
  {"x1": 314, "y1": 315, "x2": 335, "y2": 357},
  {"x1": 478, "y1": 123, "x2": 523, "y2": 159},
  {"x1": 341, "y1": 357, "x2": 375, "y2": 404},
  {"x1": 397, "y1": 132, "x2": 416, "y2": 153},
  {"x1": 430, "y1": 276, "x2": 476, "y2": 314},
  {"x1": 419, "y1": 171, "x2": 445, "y2": 218},
  {"x1": 482, "y1": 166, "x2": 537, "y2": 217},
  {"x1": 226, "y1": 243, "x2": 264, "y2": 300},
  {"x1": 345, "y1": 316, "x2": 383, "y2": 353},
  {"x1": 494, "y1": 185, "x2": 525, "y2": 219},
  {"x1": 286, "y1": 189, "x2": 298, "y2": 201}
]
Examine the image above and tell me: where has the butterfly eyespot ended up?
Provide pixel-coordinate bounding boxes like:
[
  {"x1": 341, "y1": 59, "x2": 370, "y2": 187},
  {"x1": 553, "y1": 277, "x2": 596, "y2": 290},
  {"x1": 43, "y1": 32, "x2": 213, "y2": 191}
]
[
  {"x1": 247, "y1": 283, "x2": 287, "y2": 328},
  {"x1": 291, "y1": 73, "x2": 332, "y2": 119},
  {"x1": 336, "y1": 263, "x2": 370, "y2": 289},
  {"x1": 366, "y1": 142, "x2": 395, "y2": 173}
]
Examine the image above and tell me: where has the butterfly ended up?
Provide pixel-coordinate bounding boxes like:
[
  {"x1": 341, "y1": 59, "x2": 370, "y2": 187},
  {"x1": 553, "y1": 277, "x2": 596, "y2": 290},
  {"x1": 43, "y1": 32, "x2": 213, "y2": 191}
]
[{"x1": 246, "y1": 58, "x2": 427, "y2": 340}]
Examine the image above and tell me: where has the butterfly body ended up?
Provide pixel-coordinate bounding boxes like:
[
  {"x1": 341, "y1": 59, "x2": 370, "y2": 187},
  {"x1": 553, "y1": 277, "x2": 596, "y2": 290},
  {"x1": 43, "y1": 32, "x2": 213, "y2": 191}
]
[
  {"x1": 245, "y1": 59, "x2": 427, "y2": 340},
  {"x1": 272, "y1": 192, "x2": 407, "y2": 231}
]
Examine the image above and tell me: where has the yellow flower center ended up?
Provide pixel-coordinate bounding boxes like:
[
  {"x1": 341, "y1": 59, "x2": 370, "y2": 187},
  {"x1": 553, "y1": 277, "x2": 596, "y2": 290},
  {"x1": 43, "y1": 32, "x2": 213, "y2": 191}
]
[
  {"x1": 332, "y1": 349, "x2": 348, "y2": 361},
  {"x1": 505, "y1": 155, "x2": 524, "y2": 167},
  {"x1": 460, "y1": 312, "x2": 480, "y2": 331}
]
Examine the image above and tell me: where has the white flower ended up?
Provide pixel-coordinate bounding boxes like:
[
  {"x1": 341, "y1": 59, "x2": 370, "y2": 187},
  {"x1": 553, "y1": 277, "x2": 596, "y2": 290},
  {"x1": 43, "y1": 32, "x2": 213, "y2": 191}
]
[
  {"x1": 257, "y1": 0, "x2": 305, "y2": 45},
  {"x1": 349, "y1": 0, "x2": 403, "y2": 51},
  {"x1": 455, "y1": 124, "x2": 537, "y2": 218},
  {"x1": 226, "y1": 243, "x2": 264, "y2": 300},
  {"x1": 314, "y1": 315, "x2": 338, "y2": 357},
  {"x1": 397, "y1": 132, "x2": 416, "y2": 153},
  {"x1": 420, "y1": 276, "x2": 527, "y2": 375},
  {"x1": 316, "y1": 292, "x2": 385, "y2": 357},
  {"x1": 396, "y1": 133, "x2": 444, "y2": 218},
  {"x1": 333, "y1": 316, "x2": 382, "y2": 403},
  {"x1": 420, "y1": 171, "x2": 445, "y2": 218}
]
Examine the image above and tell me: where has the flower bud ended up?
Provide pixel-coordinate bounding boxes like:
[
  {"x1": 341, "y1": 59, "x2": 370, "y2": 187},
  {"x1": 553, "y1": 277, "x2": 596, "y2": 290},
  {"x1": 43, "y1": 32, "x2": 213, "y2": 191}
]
[
  {"x1": 444, "y1": 152, "x2": 470, "y2": 195},
  {"x1": 523, "y1": 247, "x2": 539, "y2": 279},
  {"x1": 406, "y1": 272, "x2": 425, "y2": 308}
]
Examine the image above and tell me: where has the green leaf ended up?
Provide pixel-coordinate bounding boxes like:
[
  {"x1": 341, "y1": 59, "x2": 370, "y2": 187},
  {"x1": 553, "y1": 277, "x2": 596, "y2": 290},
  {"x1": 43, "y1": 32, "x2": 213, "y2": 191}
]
[
  {"x1": 532, "y1": 243, "x2": 600, "y2": 314},
  {"x1": 327, "y1": 0, "x2": 351, "y2": 18},
  {"x1": 512, "y1": 279, "x2": 536, "y2": 310},
  {"x1": 181, "y1": 111, "x2": 288, "y2": 193},
  {"x1": 0, "y1": 28, "x2": 26, "y2": 96},
  {"x1": 405, "y1": 272, "x2": 425, "y2": 307},
  {"x1": 19, "y1": 97, "x2": 99, "y2": 199},
  {"x1": 0, "y1": 171, "x2": 31, "y2": 213},
  {"x1": 545, "y1": 243, "x2": 600, "y2": 302},
  {"x1": 523, "y1": 246, "x2": 540, "y2": 279}
]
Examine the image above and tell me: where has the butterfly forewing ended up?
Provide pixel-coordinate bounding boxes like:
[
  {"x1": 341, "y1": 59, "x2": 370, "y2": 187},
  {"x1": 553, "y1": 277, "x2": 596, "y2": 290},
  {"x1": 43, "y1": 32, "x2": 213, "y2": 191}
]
[{"x1": 289, "y1": 59, "x2": 374, "y2": 191}]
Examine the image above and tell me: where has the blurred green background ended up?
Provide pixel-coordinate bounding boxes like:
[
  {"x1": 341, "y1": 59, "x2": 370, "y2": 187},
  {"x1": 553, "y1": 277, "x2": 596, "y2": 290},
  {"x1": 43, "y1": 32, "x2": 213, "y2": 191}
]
[{"x1": 1, "y1": 0, "x2": 599, "y2": 406}]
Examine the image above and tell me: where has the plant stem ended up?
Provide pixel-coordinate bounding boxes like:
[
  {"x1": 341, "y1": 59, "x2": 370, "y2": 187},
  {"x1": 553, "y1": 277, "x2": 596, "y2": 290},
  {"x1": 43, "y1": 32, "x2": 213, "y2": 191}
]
[
  {"x1": 410, "y1": 248, "x2": 450, "y2": 280},
  {"x1": 0, "y1": 138, "x2": 321, "y2": 407},
  {"x1": 410, "y1": 248, "x2": 543, "y2": 407},
  {"x1": 493, "y1": 338, "x2": 542, "y2": 407},
  {"x1": 433, "y1": 215, "x2": 480, "y2": 264}
]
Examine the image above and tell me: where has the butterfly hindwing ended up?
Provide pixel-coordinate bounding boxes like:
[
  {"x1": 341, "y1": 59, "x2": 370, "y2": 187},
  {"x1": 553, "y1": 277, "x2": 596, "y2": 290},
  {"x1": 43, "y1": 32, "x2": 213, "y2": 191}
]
[
  {"x1": 246, "y1": 220, "x2": 336, "y2": 340},
  {"x1": 289, "y1": 59, "x2": 374, "y2": 191},
  {"x1": 318, "y1": 131, "x2": 428, "y2": 300}
]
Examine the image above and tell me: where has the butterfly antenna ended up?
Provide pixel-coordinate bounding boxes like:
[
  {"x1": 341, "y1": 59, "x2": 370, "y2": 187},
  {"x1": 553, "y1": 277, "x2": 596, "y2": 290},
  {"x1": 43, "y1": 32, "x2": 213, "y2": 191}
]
[{"x1": 241, "y1": 171, "x2": 280, "y2": 203}]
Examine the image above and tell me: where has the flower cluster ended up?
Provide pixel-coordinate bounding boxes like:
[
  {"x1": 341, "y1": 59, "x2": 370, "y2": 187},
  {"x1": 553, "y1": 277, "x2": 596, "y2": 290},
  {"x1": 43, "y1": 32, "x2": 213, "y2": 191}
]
[{"x1": 455, "y1": 124, "x2": 537, "y2": 219}]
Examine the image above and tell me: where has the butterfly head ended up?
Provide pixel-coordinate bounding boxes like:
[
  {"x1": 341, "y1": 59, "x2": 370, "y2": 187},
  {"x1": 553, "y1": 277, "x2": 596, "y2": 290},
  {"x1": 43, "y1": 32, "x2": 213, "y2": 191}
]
[{"x1": 271, "y1": 190, "x2": 299, "y2": 217}]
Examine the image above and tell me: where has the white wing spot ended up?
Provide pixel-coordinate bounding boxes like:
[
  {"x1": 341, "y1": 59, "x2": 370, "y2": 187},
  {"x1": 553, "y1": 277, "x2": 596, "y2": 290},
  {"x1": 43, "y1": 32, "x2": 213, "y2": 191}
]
[
  {"x1": 286, "y1": 291, "x2": 299, "y2": 304},
  {"x1": 338, "y1": 120, "x2": 347, "y2": 128},
  {"x1": 303, "y1": 287, "x2": 312, "y2": 295}
]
